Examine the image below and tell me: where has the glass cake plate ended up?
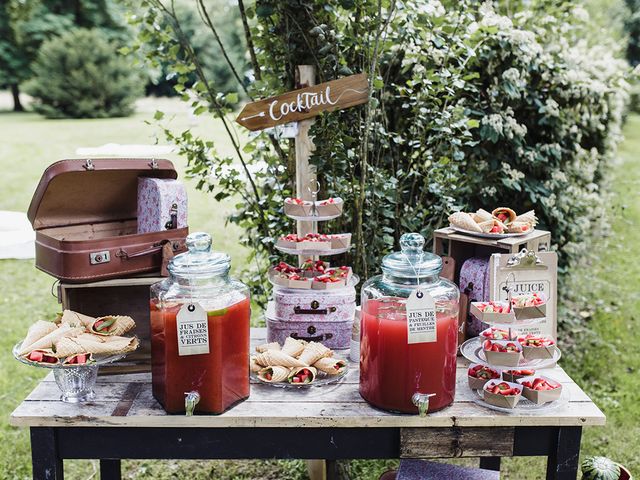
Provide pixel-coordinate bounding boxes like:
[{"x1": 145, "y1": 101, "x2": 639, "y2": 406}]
[
  {"x1": 275, "y1": 245, "x2": 350, "y2": 256},
  {"x1": 470, "y1": 376, "x2": 570, "y2": 413},
  {"x1": 450, "y1": 226, "x2": 529, "y2": 239},
  {"x1": 285, "y1": 213, "x2": 342, "y2": 222},
  {"x1": 251, "y1": 364, "x2": 348, "y2": 388},
  {"x1": 14, "y1": 342, "x2": 129, "y2": 403},
  {"x1": 460, "y1": 337, "x2": 561, "y2": 369}
]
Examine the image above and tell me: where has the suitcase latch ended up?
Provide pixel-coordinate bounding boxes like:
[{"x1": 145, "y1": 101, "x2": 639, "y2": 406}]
[
  {"x1": 90, "y1": 251, "x2": 111, "y2": 265},
  {"x1": 149, "y1": 158, "x2": 159, "y2": 169},
  {"x1": 83, "y1": 159, "x2": 95, "y2": 171}
]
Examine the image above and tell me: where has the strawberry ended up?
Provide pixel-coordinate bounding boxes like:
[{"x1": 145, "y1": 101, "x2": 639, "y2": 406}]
[
  {"x1": 28, "y1": 351, "x2": 44, "y2": 362},
  {"x1": 490, "y1": 225, "x2": 501, "y2": 233}
]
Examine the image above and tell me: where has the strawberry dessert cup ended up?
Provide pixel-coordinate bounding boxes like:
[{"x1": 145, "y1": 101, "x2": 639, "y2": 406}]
[
  {"x1": 467, "y1": 363, "x2": 501, "y2": 390},
  {"x1": 502, "y1": 368, "x2": 536, "y2": 382},
  {"x1": 518, "y1": 334, "x2": 557, "y2": 360},
  {"x1": 483, "y1": 380, "x2": 522, "y2": 409},
  {"x1": 284, "y1": 197, "x2": 314, "y2": 217},
  {"x1": 517, "y1": 376, "x2": 563, "y2": 404},
  {"x1": 480, "y1": 326, "x2": 518, "y2": 341},
  {"x1": 482, "y1": 339, "x2": 522, "y2": 367}
]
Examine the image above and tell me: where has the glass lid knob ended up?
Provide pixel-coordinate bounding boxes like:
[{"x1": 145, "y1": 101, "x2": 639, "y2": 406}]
[
  {"x1": 400, "y1": 233, "x2": 425, "y2": 254},
  {"x1": 186, "y1": 232, "x2": 212, "y2": 253}
]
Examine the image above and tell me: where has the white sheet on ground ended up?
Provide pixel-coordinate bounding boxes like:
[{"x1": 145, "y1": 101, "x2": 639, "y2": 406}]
[
  {"x1": 75, "y1": 144, "x2": 175, "y2": 156},
  {"x1": 0, "y1": 211, "x2": 35, "y2": 259}
]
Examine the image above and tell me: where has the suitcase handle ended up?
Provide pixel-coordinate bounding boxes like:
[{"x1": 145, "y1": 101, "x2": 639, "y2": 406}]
[
  {"x1": 291, "y1": 332, "x2": 334, "y2": 342},
  {"x1": 116, "y1": 244, "x2": 163, "y2": 259}
]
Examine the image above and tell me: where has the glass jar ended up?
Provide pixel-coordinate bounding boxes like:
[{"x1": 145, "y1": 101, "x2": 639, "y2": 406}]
[
  {"x1": 360, "y1": 233, "x2": 459, "y2": 414},
  {"x1": 150, "y1": 232, "x2": 250, "y2": 414}
]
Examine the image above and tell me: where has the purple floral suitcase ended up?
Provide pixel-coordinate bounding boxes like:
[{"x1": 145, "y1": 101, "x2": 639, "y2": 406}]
[{"x1": 459, "y1": 257, "x2": 491, "y2": 336}]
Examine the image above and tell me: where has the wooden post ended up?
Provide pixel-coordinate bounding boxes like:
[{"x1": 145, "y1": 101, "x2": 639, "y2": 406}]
[{"x1": 295, "y1": 65, "x2": 317, "y2": 263}]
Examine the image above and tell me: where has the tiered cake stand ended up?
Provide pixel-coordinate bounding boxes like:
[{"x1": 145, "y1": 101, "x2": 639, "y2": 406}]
[{"x1": 461, "y1": 278, "x2": 568, "y2": 412}]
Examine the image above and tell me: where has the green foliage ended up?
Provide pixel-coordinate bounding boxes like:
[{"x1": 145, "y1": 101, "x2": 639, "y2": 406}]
[
  {"x1": 24, "y1": 28, "x2": 143, "y2": 118},
  {"x1": 129, "y1": 0, "x2": 631, "y2": 308},
  {"x1": 625, "y1": 0, "x2": 640, "y2": 65}
]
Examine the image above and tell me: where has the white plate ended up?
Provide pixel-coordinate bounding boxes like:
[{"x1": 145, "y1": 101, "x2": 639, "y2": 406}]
[
  {"x1": 470, "y1": 378, "x2": 570, "y2": 413},
  {"x1": 276, "y1": 245, "x2": 350, "y2": 256},
  {"x1": 460, "y1": 337, "x2": 561, "y2": 369},
  {"x1": 449, "y1": 226, "x2": 529, "y2": 239}
]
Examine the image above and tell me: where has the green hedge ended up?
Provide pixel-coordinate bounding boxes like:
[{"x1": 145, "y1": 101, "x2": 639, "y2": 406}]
[{"x1": 25, "y1": 28, "x2": 142, "y2": 119}]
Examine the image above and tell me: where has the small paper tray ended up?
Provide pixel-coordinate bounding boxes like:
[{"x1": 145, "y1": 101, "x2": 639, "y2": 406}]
[
  {"x1": 516, "y1": 375, "x2": 563, "y2": 404},
  {"x1": 470, "y1": 302, "x2": 516, "y2": 324}
]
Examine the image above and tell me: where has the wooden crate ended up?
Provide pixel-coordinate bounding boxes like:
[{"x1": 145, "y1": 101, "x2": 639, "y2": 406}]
[
  {"x1": 57, "y1": 275, "x2": 163, "y2": 374},
  {"x1": 433, "y1": 228, "x2": 551, "y2": 283}
]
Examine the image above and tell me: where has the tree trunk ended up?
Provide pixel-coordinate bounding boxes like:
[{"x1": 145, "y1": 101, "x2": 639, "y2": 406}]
[{"x1": 11, "y1": 84, "x2": 24, "y2": 112}]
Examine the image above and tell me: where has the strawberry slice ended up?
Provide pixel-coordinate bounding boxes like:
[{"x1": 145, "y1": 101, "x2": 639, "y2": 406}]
[{"x1": 28, "y1": 351, "x2": 44, "y2": 362}]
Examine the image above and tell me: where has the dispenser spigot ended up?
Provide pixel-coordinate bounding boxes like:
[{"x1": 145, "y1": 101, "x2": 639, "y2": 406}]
[
  {"x1": 185, "y1": 391, "x2": 201, "y2": 416},
  {"x1": 412, "y1": 392, "x2": 436, "y2": 417}
]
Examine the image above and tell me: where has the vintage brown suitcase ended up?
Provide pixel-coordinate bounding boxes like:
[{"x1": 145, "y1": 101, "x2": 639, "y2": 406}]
[{"x1": 27, "y1": 158, "x2": 188, "y2": 282}]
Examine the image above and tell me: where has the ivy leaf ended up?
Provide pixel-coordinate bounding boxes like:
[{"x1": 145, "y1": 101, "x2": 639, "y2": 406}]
[{"x1": 154, "y1": 110, "x2": 164, "y2": 121}]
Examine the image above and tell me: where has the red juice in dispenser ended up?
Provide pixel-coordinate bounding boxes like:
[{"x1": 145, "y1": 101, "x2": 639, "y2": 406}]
[
  {"x1": 150, "y1": 232, "x2": 250, "y2": 414},
  {"x1": 359, "y1": 233, "x2": 460, "y2": 414}
]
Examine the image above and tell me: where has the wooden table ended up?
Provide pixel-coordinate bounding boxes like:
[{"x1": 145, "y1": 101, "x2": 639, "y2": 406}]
[{"x1": 11, "y1": 329, "x2": 605, "y2": 480}]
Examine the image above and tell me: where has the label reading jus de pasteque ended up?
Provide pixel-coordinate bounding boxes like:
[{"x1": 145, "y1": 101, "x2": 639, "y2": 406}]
[
  {"x1": 177, "y1": 303, "x2": 210, "y2": 356},
  {"x1": 406, "y1": 288, "x2": 437, "y2": 344}
]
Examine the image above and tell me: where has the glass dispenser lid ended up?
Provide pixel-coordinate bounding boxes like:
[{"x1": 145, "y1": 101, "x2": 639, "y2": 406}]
[
  {"x1": 381, "y1": 233, "x2": 442, "y2": 279},
  {"x1": 168, "y1": 232, "x2": 230, "y2": 277}
]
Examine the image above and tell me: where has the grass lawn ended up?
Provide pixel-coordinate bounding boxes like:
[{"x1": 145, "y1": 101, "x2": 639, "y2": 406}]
[{"x1": 0, "y1": 99, "x2": 638, "y2": 479}]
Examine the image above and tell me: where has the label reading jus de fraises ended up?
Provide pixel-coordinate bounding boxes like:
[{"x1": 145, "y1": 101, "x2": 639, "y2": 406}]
[
  {"x1": 177, "y1": 303, "x2": 210, "y2": 356},
  {"x1": 406, "y1": 288, "x2": 437, "y2": 344}
]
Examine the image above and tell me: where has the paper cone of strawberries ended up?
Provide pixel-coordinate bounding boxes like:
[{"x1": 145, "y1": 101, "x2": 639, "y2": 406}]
[
  {"x1": 483, "y1": 381, "x2": 522, "y2": 409},
  {"x1": 517, "y1": 376, "x2": 562, "y2": 404}
]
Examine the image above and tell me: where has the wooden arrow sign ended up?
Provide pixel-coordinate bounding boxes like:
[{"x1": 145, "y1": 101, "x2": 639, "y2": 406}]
[{"x1": 236, "y1": 73, "x2": 368, "y2": 131}]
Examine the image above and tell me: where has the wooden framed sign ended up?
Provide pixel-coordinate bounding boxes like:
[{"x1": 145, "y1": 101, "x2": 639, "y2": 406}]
[{"x1": 236, "y1": 73, "x2": 368, "y2": 131}]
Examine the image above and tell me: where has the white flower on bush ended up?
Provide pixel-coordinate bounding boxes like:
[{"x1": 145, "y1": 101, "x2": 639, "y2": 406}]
[
  {"x1": 416, "y1": 0, "x2": 445, "y2": 17},
  {"x1": 572, "y1": 6, "x2": 589, "y2": 23},
  {"x1": 482, "y1": 113, "x2": 503, "y2": 135},
  {"x1": 544, "y1": 98, "x2": 560, "y2": 117},
  {"x1": 501, "y1": 162, "x2": 525, "y2": 181},
  {"x1": 479, "y1": 2, "x2": 512, "y2": 30}
]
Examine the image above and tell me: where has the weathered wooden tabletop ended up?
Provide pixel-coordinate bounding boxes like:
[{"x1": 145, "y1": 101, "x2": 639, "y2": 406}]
[{"x1": 11, "y1": 328, "x2": 605, "y2": 430}]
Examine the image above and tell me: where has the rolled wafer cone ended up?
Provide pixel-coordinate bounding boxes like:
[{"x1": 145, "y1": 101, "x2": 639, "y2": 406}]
[
  {"x1": 254, "y1": 350, "x2": 305, "y2": 368},
  {"x1": 54, "y1": 337, "x2": 86, "y2": 357},
  {"x1": 71, "y1": 335, "x2": 138, "y2": 356},
  {"x1": 59, "y1": 310, "x2": 96, "y2": 328},
  {"x1": 258, "y1": 366, "x2": 290, "y2": 383},
  {"x1": 255, "y1": 342, "x2": 281, "y2": 353},
  {"x1": 91, "y1": 316, "x2": 135, "y2": 336},
  {"x1": 448, "y1": 212, "x2": 482, "y2": 232},
  {"x1": 514, "y1": 210, "x2": 537, "y2": 226},
  {"x1": 473, "y1": 208, "x2": 493, "y2": 223},
  {"x1": 298, "y1": 342, "x2": 333, "y2": 366},
  {"x1": 492, "y1": 207, "x2": 517, "y2": 224},
  {"x1": 287, "y1": 366, "x2": 318, "y2": 384},
  {"x1": 21, "y1": 348, "x2": 60, "y2": 365},
  {"x1": 76, "y1": 333, "x2": 107, "y2": 343},
  {"x1": 19, "y1": 325, "x2": 84, "y2": 355},
  {"x1": 507, "y1": 221, "x2": 532, "y2": 233},
  {"x1": 21, "y1": 321, "x2": 57, "y2": 353},
  {"x1": 250, "y1": 356, "x2": 261, "y2": 373},
  {"x1": 281, "y1": 337, "x2": 305, "y2": 357},
  {"x1": 313, "y1": 357, "x2": 348, "y2": 375}
]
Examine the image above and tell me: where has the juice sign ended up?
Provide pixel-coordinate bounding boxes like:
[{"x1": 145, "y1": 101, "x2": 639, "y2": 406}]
[
  {"x1": 406, "y1": 288, "x2": 437, "y2": 344},
  {"x1": 176, "y1": 303, "x2": 210, "y2": 356}
]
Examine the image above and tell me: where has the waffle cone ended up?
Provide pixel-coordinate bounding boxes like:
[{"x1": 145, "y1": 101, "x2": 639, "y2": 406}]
[
  {"x1": 448, "y1": 212, "x2": 482, "y2": 232},
  {"x1": 492, "y1": 207, "x2": 517, "y2": 224},
  {"x1": 59, "y1": 310, "x2": 96, "y2": 328},
  {"x1": 298, "y1": 342, "x2": 332, "y2": 366},
  {"x1": 254, "y1": 350, "x2": 305, "y2": 368},
  {"x1": 507, "y1": 221, "x2": 531, "y2": 233},
  {"x1": 250, "y1": 356, "x2": 262, "y2": 373},
  {"x1": 281, "y1": 337, "x2": 305, "y2": 357},
  {"x1": 91, "y1": 316, "x2": 135, "y2": 336},
  {"x1": 54, "y1": 337, "x2": 85, "y2": 357},
  {"x1": 21, "y1": 348, "x2": 60, "y2": 365},
  {"x1": 255, "y1": 342, "x2": 281, "y2": 353},
  {"x1": 21, "y1": 321, "x2": 57, "y2": 352},
  {"x1": 473, "y1": 208, "x2": 493, "y2": 223},
  {"x1": 19, "y1": 325, "x2": 84, "y2": 355},
  {"x1": 287, "y1": 366, "x2": 318, "y2": 384},
  {"x1": 258, "y1": 366, "x2": 290, "y2": 383},
  {"x1": 514, "y1": 210, "x2": 537, "y2": 226},
  {"x1": 313, "y1": 357, "x2": 347, "y2": 375}
]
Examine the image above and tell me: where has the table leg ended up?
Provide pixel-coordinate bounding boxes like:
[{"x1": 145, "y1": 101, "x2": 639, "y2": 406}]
[
  {"x1": 100, "y1": 459, "x2": 122, "y2": 480},
  {"x1": 30, "y1": 427, "x2": 63, "y2": 480},
  {"x1": 479, "y1": 457, "x2": 501, "y2": 471},
  {"x1": 546, "y1": 426, "x2": 582, "y2": 480}
]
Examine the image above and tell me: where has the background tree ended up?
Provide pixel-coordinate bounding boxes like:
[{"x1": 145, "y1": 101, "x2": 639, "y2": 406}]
[{"x1": 0, "y1": 2, "x2": 29, "y2": 111}]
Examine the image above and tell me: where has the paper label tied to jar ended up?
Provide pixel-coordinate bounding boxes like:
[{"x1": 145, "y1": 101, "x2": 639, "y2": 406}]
[
  {"x1": 406, "y1": 288, "x2": 437, "y2": 344},
  {"x1": 177, "y1": 303, "x2": 210, "y2": 356}
]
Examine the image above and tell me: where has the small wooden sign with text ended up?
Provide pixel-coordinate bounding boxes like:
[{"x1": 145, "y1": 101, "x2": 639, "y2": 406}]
[{"x1": 236, "y1": 73, "x2": 368, "y2": 131}]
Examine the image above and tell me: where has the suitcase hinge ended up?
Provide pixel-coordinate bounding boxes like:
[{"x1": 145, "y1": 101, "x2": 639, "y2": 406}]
[
  {"x1": 83, "y1": 159, "x2": 95, "y2": 171},
  {"x1": 149, "y1": 158, "x2": 159, "y2": 169}
]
